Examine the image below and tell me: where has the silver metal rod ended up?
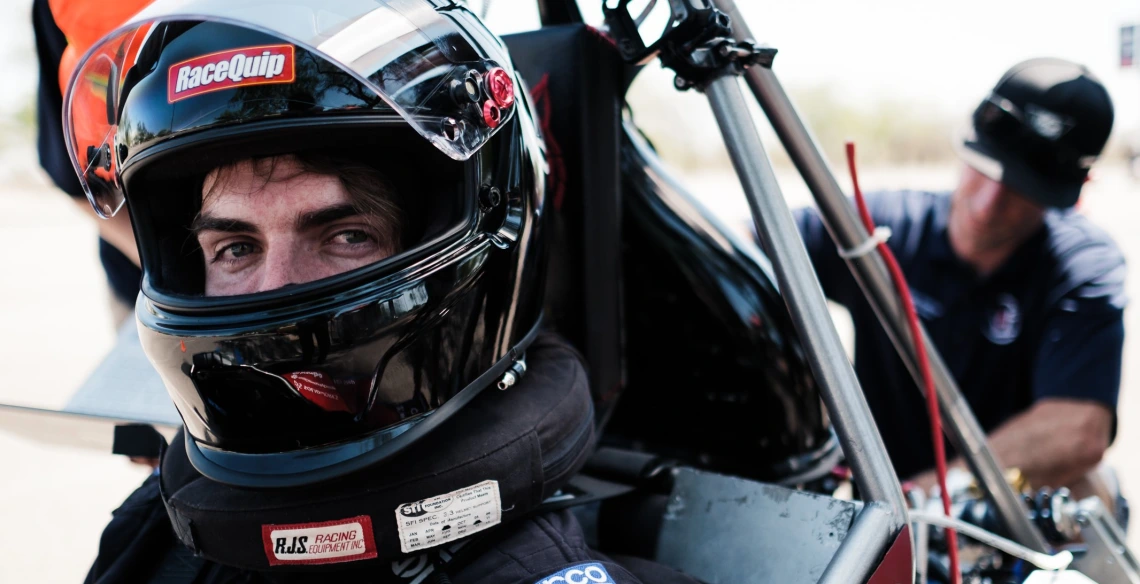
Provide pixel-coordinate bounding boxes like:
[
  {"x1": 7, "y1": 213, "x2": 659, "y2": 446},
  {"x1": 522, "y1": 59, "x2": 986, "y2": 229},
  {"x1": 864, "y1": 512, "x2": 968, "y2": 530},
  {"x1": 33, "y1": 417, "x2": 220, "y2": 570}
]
[
  {"x1": 711, "y1": 0, "x2": 1049, "y2": 553},
  {"x1": 818, "y1": 503, "x2": 901, "y2": 584},
  {"x1": 705, "y1": 75, "x2": 908, "y2": 524},
  {"x1": 909, "y1": 510, "x2": 1073, "y2": 570}
]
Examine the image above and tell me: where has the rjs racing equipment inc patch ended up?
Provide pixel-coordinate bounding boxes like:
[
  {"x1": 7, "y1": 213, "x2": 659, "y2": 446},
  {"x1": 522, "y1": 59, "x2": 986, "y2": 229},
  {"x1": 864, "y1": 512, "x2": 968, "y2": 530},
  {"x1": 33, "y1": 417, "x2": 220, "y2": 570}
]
[
  {"x1": 534, "y1": 562, "x2": 616, "y2": 584},
  {"x1": 261, "y1": 514, "x2": 377, "y2": 566}
]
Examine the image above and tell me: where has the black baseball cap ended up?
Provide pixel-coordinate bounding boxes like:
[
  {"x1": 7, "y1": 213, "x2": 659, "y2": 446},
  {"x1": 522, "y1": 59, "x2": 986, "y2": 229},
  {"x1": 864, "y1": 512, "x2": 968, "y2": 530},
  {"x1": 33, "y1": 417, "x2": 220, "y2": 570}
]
[{"x1": 958, "y1": 58, "x2": 1114, "y2": 208}]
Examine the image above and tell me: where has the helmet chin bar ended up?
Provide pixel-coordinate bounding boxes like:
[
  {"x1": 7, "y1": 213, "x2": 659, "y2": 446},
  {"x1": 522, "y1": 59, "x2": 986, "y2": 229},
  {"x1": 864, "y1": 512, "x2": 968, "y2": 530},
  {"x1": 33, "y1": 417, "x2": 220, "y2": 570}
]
[
  {"x1": 158, "y1": 326, "x2": 593, "y2": 570},
  {"x1": 185, "y1": 317, "x2": 542, "y2": 488}
]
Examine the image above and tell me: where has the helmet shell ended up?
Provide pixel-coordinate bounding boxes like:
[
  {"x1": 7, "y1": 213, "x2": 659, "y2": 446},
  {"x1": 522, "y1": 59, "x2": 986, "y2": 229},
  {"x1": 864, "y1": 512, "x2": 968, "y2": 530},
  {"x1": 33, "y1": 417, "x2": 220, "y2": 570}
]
[{"x1": 65, "y1": 3, "x2": 548, "y2": 487}]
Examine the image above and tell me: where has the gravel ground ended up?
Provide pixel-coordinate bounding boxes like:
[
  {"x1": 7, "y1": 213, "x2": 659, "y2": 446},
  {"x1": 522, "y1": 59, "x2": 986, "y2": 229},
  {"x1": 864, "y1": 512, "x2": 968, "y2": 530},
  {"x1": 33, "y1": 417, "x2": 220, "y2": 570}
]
[{"x1": 0, "y1": 161, "x2": 1136, "y2": 581}]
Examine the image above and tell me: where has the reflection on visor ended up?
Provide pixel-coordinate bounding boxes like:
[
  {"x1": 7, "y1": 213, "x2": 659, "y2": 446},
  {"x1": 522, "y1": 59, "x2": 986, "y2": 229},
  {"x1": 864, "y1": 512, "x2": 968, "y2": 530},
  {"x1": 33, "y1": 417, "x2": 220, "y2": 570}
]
[
  {"x1": 283, "y1": 369, "x2": 430, "y2": 424},
  {"x1": 189, "y1": 350, "x2": 433, "y2": 452},
  {"x1": 64, "y1": 0, "x2": 519, "y2": 217},
  {"x1": 65, "y1": 27, "x2": 151, "y2": 218},
  {"x1": 283, "y1": 370, "x2": 360, "y2": 414}
]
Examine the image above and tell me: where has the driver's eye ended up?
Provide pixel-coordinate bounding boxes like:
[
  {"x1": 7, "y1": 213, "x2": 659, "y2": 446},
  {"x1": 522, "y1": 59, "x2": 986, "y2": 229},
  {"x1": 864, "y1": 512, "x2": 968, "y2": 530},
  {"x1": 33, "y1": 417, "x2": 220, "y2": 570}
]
[
  {"x1": 218, "y1": 241, "x2": 256, "y2": 262},
  {"x1": 330, "y1": 229, "x2": 374, "y2": 245},
  {"x1": 339, "y1": 230, "x2": 370, "y2": 244},
  {"x1": 230, "y1": 242, "x2": 254, "y2": 257}
]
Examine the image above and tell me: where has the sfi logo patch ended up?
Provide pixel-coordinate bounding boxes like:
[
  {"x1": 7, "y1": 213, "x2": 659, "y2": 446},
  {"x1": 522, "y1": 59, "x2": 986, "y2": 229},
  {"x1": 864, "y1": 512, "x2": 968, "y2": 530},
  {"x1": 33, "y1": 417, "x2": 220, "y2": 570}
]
[
  {"x1": 534, "y1": 562, "x2": 616, "y2": 584},
  {"x1": 394, "y1": 480, "x2": 500, "y2": 554},
  {"x1": 261, "y1": 514, "x2": 377, "y2": 566},
  {"x1": 398, "y1": 494, "x2": 454, "y2": 519},
  {"x1": 168, "y1": 44, "x2": 295, "y2": 103}
]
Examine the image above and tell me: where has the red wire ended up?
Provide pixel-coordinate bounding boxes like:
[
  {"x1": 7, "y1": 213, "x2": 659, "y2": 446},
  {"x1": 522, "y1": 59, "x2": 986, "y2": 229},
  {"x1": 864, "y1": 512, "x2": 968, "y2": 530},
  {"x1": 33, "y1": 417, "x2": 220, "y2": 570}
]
[{"x1": 844, "y1": 142, "x2": 961, "y2": 584}]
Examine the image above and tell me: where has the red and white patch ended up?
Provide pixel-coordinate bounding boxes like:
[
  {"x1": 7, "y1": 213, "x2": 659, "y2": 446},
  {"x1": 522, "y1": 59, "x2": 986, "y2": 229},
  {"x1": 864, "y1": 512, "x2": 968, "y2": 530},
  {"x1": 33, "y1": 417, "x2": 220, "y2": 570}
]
[
  {"x1": 168, "y1": 44, "x2": 295, "y2": 103},
  {"x1": 285, "y1": 370, "x2": 354, "y2": 413},
  {"x1": 262, "y1": 515, "x2": 377, "y2": 566}
]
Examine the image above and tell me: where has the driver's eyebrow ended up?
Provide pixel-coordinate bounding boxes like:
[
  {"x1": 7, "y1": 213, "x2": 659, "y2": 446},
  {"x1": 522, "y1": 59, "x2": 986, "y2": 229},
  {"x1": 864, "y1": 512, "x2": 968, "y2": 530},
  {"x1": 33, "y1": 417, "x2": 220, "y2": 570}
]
[
  {"x1": 190, "y1": 214, "x2": 258, "y2": 235},
  {"x1": 296, "y1": 204, "x2": 360, "y2": 231}
]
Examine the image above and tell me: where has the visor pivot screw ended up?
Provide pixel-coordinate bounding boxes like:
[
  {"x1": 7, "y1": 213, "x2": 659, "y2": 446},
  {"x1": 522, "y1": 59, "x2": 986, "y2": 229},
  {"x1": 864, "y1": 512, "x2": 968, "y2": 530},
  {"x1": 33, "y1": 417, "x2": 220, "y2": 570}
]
[
  {"x1": 442, "y1": 118, "x2": 460, "y2": 141},
  {"x1": 497, "y1": 357, "x2": 528, "y2": 391},
  {"x1": 485, "y1": 67, "x2": 515, "y2": 108},
  {"x1": 451, "y1": 73, "x2": 481, "y2": 105},
  {"x1": 87, "y1": 143, "x2": 112, "y2": 170},
  {"x1": 482, "y1": 101, "x2": 502, "y2": 129},
  {"x1": 479, "y1": 187, "x2": 502, "y2": 210}
]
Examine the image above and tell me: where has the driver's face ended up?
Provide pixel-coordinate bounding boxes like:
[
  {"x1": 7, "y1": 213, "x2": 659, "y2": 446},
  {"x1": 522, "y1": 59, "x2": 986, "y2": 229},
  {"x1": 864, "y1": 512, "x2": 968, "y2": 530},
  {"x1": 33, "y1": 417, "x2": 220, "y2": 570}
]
[{"x1": 193, "y1": 157, "x2": 395, "y2": 297}]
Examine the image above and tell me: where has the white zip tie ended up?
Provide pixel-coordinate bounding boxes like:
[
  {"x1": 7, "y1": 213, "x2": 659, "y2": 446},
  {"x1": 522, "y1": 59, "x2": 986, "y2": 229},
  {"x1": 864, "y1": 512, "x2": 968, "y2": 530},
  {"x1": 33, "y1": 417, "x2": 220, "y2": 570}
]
[
  {"x1": 909, "y1": 509, "x2": 1073, "y2": 571},
  {"x1": 838, "y1": 226, "x2": 892, "y2": 259}
]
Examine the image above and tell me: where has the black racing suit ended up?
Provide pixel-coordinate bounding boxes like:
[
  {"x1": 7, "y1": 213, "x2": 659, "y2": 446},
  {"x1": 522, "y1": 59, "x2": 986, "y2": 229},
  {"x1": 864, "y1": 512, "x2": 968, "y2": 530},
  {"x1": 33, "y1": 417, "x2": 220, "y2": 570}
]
[{"x1": 86, "y1": 332, "x2": 704, "y2": 584}]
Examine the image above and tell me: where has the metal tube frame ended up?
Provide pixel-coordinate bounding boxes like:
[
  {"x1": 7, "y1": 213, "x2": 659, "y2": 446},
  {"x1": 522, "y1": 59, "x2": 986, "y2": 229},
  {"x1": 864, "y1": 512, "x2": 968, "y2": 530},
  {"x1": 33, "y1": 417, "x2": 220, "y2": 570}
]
[
  {"x1": 819, "y1": 502, "x2": 899, "y2": 584},
  {"x1": 711, "y1": 0, "x2": 1049, "y2": 554},
  {"x1": 706, "y1": 75, "x2": 908, "y2": 584}
]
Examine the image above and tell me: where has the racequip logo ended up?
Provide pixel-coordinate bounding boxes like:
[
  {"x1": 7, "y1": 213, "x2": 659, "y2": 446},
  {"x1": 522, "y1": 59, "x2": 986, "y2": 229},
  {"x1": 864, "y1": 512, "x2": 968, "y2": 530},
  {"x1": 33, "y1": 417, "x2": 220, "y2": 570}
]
[{"x1": 168, "y1": 44, "x2": 295, "y2": 103}]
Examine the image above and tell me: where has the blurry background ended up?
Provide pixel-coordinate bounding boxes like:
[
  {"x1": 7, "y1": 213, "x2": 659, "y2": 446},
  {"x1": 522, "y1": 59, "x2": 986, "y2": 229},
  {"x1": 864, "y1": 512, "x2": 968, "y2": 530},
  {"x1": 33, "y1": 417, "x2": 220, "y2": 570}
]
[{"x1": 1, "y1": 0, "x2": 1139, "y2": 580}]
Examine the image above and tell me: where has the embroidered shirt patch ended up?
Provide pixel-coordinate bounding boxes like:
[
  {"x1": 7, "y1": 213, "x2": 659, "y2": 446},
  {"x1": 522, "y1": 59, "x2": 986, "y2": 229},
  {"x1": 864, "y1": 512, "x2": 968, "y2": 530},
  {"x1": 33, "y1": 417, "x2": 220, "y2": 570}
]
[
  {"x1": 261, "y1": 514, "x2": 377, "y2": 566},
  {"x1": 534, "y1": 562, "x2": 616, "y2": 584}
]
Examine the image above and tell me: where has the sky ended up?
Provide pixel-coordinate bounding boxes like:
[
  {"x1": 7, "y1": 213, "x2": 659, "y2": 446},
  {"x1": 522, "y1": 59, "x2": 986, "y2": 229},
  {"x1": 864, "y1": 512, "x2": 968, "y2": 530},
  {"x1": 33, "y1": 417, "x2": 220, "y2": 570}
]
[
  {"x1": 742, "y1": 0, "x2": 1140, "y2": 128},
  {"x1": 1, "y1": 0, "x2": 1137, "y2": 134},
  {"x1": 484, "y1": 0, "x2": 1140, "y2": 132}
]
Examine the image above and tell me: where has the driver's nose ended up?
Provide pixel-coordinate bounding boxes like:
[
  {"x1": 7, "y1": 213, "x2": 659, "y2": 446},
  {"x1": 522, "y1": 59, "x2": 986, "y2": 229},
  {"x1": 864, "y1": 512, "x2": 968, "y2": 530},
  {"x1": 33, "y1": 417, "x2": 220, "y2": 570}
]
[{"x1": 254, "y1": 244, "x2": 303, "y2": 293}]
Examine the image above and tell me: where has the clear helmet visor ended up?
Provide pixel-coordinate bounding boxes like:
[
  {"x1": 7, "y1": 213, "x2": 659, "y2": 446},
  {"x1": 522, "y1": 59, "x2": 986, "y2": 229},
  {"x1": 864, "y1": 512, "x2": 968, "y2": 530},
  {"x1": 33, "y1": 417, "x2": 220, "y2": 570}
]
[{"x1": 64, "y1": 0, "x2": 519, "y2": 218}]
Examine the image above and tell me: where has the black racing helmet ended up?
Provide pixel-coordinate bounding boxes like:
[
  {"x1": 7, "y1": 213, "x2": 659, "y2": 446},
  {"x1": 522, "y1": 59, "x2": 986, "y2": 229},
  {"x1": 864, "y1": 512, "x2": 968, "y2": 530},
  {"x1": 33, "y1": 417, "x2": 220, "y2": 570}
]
[{"x1": 64, "y1": 0, "x2": 548, "y2": 487}]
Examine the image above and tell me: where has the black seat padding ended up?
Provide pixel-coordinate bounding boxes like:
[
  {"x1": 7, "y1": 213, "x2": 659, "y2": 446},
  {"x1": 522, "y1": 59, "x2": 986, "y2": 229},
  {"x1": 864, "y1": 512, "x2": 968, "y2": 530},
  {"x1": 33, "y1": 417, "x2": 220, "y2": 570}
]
[{"x1": 504, "y1": 26, "x2": 627, "y2": 420}]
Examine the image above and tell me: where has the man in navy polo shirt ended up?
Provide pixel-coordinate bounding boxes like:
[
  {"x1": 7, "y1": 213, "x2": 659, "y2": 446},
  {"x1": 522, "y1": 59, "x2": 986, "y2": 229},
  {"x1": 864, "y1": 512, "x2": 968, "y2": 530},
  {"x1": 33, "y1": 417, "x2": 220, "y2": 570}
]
[{"x1": 797, "y1": 58, "x2": 1126, "y2": 498}]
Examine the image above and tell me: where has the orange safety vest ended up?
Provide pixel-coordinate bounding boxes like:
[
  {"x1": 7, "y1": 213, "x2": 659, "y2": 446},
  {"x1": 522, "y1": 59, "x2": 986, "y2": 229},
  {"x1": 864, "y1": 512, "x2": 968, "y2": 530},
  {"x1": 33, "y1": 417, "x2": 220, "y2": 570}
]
[
  {"x1": 51, "y1": 0, "x2": 151, "y2": 186},
  {"x1": 51, "y1": 0, "x2": 153, "y2": 93}
]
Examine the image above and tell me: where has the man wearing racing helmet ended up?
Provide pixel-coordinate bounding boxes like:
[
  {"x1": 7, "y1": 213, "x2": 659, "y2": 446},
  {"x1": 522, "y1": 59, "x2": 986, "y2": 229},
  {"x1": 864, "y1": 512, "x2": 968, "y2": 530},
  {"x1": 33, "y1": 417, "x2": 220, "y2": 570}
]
[
  {"x1": 70, "y1": 2, "x2": 703, "y2": 583},
  {"x1": 795, "y1": 58, "x2": 1125, "y2": 504}
]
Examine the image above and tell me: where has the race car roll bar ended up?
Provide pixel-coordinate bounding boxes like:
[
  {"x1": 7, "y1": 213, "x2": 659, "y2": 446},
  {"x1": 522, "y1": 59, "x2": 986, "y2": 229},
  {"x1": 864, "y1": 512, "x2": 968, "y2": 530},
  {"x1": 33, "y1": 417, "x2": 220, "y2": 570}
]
[
  {"x1": 711, "y1": 0, "x2": 1050, "y2": 554},
  {"x1": 705, "y1": 68, "x2": 909, "y2": 584},
  {"x1": 602, "y1": 0, "x2": 1053, "y2": 578}
]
